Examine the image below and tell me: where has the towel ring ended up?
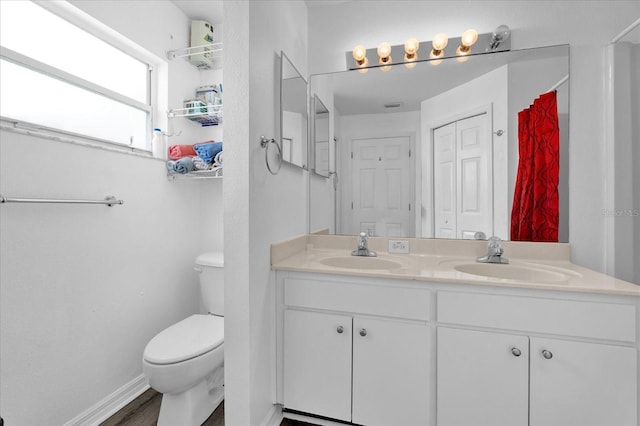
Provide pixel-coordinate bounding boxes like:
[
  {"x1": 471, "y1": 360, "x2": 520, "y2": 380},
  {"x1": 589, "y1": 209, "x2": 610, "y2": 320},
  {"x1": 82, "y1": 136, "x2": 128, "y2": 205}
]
[{"x1": 260, "y1": 136, "x2": 282, "y2": 175}]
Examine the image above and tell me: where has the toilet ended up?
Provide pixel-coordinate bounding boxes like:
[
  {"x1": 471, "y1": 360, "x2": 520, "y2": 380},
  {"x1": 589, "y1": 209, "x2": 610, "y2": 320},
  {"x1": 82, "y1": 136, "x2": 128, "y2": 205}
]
[{"x1": 142, "y1": 252, "x2": 224, "y2": 426}]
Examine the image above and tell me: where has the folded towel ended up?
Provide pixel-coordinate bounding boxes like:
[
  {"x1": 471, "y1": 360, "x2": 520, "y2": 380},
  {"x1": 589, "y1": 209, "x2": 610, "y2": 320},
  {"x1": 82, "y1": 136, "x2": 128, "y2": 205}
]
[
  {"x1": 213, "y1": 151, "x2": 223, "y2": 167},
  {"x1": 168, "y1": 144, "x2": 196, "y2": 160},
  {"x1": 193, "y1": 141, "x2": 223, "y2": 164},
  {"x1": 170, "y1": 157, "x2": 195, "y2": 174},
  {"x1": 193, "y1": 156, "x2": 212, "y2": 170}
]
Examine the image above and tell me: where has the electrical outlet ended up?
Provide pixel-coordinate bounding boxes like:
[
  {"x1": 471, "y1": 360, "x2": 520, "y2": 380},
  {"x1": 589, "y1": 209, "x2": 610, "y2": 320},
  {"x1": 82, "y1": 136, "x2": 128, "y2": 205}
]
[{"x1": 388, "y1": 239, "x2": 409, "y2": 254}]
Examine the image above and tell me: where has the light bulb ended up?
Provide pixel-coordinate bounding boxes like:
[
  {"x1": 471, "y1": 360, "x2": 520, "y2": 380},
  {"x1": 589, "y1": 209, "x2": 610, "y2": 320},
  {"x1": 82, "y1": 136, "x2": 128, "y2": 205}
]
[
  {"x1": 352, "y1": 45, "x2": 367, "y2": 61},
  {"x1": 404, "y1": 52, "x2": 417, "y2": 68},
  {"x1": 430, "y1": 58, "x2": 443, "y2": 66},
  {"x1": 461, "y1": 29, "x2": 478, "y2": 47},
  {"x1": 404, "y1": 38, "x2": 419, "y2": 55},
  {"x1": 380, "y1": 64, "x2": 392, "y2": 72},
  {"x1": 404, "y1": 61, "x2": 417, "y2": 69},
  {"x1": 429, "y1": 49, "x2": 443, "y2": 66},
  {"x1": 492, "y1": 25, "x2": 510, "y2": 42},
  {"x1": 377, "y1": 42, "x2": 392, "y2": 59},
  {"x1": 432, "y1": 33, "x2": 448, "y2": 51}
]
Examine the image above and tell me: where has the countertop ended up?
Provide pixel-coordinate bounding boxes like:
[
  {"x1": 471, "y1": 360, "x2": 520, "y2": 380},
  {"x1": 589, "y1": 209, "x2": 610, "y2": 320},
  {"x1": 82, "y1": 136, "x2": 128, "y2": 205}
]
[{"x1": 271, "y1": 234, "x2": 640, "y2": 296}]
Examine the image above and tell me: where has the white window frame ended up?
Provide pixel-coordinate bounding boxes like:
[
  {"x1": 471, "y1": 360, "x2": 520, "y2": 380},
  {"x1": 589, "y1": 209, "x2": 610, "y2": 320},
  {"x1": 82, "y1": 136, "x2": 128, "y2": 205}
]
[{"x1": 0, "y1": 0, "x2": 166, "y2": 154}]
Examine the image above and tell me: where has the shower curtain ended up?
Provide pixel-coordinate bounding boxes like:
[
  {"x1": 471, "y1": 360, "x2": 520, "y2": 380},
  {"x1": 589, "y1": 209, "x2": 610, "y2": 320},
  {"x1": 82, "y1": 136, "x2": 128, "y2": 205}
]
[{"x1": 511, "y1": 91, "x2": 559, "y2": 242}]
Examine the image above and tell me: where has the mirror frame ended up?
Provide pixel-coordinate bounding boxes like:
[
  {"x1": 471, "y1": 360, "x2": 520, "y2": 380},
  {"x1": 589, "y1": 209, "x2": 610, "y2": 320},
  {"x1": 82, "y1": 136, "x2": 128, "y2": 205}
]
[
  {"x1": 280, "y1": 51, "x2": 308, "y2": 171},
  {"x1": 308, "y1": 44, "x2": 570, "y2": 242},
  {"x1": 311, "y1": 94, "x2": 331, "y2": 178}
]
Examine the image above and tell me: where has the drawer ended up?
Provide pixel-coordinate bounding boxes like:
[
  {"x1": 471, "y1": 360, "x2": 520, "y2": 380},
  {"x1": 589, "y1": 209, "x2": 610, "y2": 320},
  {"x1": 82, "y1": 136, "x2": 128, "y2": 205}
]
[
  {"x1": 284, "y1": 278, "x2": 431, "y2": 321},
  {"x1": 437, "y1": 291, "x2": 636, "y2": 342}
]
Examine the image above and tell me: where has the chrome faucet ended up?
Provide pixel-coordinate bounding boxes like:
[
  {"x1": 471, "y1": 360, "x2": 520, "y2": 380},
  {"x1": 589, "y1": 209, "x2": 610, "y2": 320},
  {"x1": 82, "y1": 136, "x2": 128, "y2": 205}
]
[
  {"x1": 352, "y1": 232, "x2": 377, "y2": 257},
  {"x1": 477, "y1": 236, "x2": 509, "y2": 264}
]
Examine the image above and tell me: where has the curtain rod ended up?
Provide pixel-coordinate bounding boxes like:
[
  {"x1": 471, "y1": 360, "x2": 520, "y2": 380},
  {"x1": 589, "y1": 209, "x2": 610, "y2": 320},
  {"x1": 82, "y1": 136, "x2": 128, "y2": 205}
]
[
  {"x1": 547, "y1": 75, "x2": 568, "y2": 93},
  {"x1": 0, "y1": 195, "x2": 124, "y2": 206},
  {"x1": 611, "y1": 17, "x2": 640, "y2": 44}
]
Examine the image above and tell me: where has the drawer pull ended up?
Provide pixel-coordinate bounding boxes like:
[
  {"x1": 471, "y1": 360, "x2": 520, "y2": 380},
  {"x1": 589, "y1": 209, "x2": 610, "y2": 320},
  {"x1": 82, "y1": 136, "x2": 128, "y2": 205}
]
[
  {"x1": 336, "y1": 325, "x2": 344, "y2": 334},
  {"x1": 542, "y1": 349, "x2": 553, "y2": 359},
  {"x1": 359, "y1": 328, "x2": 367, "y2": 337},
  {"x1": 511, "y1": 347, "x2": 522, "y2": 357}
]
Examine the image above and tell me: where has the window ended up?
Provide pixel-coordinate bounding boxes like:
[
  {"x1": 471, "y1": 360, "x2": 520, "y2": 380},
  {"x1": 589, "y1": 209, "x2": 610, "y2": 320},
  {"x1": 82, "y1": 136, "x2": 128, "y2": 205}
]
[{"x1": 0, "y1": 1, "x2": 153, "y2": 150}]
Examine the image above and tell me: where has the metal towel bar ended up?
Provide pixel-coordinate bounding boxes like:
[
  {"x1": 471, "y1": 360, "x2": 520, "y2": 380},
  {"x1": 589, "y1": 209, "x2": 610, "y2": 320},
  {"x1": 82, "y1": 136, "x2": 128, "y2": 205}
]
[{"x1": 0, "y1": 195, "x2": 124, "y2": 207}]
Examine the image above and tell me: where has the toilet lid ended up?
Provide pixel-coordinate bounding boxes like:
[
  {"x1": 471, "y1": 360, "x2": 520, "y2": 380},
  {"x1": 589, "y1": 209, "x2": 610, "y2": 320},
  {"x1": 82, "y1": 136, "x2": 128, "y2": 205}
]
[{"x1": 143, "y1": 314, "x2": 224, "y2": 365}]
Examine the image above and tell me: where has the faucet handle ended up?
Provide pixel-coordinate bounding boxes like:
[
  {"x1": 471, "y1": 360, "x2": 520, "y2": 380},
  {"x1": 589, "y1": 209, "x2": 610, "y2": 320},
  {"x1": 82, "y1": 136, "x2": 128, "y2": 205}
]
[{"x1": 487, "y1": 236, "x2": 502, "y2": 247}]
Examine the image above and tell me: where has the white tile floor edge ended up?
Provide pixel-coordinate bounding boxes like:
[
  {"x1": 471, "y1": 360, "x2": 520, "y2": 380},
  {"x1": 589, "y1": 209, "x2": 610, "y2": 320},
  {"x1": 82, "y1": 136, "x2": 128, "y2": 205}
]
[{"x1": 62, "y1": 374, "x2": 150, "y2": 426}]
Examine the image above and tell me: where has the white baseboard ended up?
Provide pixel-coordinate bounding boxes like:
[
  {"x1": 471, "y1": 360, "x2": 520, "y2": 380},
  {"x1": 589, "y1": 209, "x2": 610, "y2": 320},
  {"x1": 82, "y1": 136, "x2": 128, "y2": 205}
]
[{"x1": 63, "y1": 374, "x2": 150, "y2": 426}]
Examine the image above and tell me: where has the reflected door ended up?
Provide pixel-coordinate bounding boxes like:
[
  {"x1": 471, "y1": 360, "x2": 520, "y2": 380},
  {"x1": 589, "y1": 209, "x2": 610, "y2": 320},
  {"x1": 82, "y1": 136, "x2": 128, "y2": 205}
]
[
  {"x1": 434, "y1": 114, "x2": 492, "y2": 239},
  {"x1": 351, "y1": 136, "x2": 413, "y2": 237}
]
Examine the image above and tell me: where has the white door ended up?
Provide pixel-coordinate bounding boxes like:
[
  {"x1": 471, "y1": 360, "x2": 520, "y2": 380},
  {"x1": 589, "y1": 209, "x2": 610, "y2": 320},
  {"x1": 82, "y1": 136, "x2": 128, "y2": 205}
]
[
  {"x1": 433, "y1": 123, "x2": 457, "y2": 238},
  {"x1": 530, "y1": 337, "x2": 637, "y2": 426},
  {"x1": 437, "y1": 327, "x2": 529, "y2": 426},
  {"x1": 283, "y1": 309, "x2": 352, "y2": 422},
  {"x1": 351, "y1": 136, "x2": 413, "y2": 237},
  {"x1": 433, "y1": 114, "x2": 492, "y2": 239},
  {"x1": 352, "y1": 317, "x2": 429, "y2": 426}
]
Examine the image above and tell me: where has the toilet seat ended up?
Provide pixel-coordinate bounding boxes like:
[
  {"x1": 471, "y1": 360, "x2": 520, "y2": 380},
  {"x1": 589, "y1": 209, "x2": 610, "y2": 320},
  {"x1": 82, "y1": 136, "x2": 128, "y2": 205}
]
[{"x1": 144, "y1": 315, "x2": 224, "y2": 365}]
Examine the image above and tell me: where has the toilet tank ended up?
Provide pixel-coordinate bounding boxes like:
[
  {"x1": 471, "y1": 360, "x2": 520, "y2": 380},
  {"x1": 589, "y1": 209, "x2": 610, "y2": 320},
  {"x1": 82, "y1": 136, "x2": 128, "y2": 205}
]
[{"x1": 195, "y1": 252, "x2": 224, "y2": 316}]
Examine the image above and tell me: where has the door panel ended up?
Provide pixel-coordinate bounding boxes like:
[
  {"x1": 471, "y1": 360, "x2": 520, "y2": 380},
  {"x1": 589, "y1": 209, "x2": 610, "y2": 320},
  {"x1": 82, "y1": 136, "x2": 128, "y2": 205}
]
[
  {"x1": 283, "y1": 309, "x2": 352, "y2": 421},
  {"x1": 437, "y1": 327, "x2": 529, "y2": 426},
  {"x1": 352, "y1": 317, "x2": 429, "y2": 426},
  {"x1": 352, "y1": 136, "x2": 413, "y2": 237},
  {"x1": 434, "y1": 123, "x2": 457, "y2": 238},
  {"x1": 530, "y1": 337, "x2": 637, "y2": 426}
]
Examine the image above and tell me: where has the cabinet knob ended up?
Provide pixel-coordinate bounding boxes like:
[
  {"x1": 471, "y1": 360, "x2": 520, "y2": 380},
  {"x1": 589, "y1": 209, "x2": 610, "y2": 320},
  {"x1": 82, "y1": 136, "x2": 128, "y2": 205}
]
[
  {"x1": 542, "y1": 349, "x2": 553, "y2": 359},
  {"x1": 511, "y1": 347, "x2": 522, "y2": 357},
  {"x1": 336, "y1": 325, "x2": 344, "y2": 334},
  {"x1": 359, "y1": 328, "x2": 367, "y2": 337}
]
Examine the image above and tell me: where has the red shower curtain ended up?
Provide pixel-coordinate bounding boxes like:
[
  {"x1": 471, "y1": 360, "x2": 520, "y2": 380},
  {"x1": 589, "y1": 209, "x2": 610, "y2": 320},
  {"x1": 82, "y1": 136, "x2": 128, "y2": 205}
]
[{"x1": 511, "y1": 91, "x2": 560, "y2": 242}]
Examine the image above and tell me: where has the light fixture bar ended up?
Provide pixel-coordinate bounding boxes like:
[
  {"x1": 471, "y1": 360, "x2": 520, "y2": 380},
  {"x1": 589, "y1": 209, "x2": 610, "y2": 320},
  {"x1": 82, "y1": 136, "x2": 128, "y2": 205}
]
[{"x1": 345, "y1": 31, "x2": 511, "y2": 71}]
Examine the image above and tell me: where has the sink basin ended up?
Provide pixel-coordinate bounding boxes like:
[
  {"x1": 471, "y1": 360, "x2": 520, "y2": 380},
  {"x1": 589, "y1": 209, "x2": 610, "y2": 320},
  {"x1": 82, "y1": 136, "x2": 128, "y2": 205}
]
[
  {"x1": 320, "y1": 256, "x2": 403, "y2": 270},
  {"x1": 454, "y1": 263, "x2": 570, "y2": 283}
]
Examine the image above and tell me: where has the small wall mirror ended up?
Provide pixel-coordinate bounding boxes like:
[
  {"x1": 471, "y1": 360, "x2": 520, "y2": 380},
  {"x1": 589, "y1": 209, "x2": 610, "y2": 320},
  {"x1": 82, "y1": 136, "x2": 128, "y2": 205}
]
[
  {"x1": 280, "y1": 52, "x2": 308, "y2": 170},
  {"x1": 312, "y1": 95, "x2": 330, "y2": 177}
]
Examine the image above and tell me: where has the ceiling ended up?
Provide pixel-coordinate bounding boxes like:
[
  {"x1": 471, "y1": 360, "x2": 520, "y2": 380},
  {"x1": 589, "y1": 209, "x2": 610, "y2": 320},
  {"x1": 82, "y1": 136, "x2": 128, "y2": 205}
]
[{"x1": 172, "y1": 0, "x2": 223, "y2": 25}]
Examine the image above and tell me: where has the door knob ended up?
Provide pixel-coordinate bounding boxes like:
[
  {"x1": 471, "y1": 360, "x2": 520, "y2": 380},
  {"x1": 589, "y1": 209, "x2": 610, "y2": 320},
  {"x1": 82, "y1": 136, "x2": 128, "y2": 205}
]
[
  {"x1": 359, "y1": 328, "x2": 367, "y2": 337},
  {"x1": 542, "y1": 349, "x2": 553, "y2": 359},
  {"x1": 511, "y1": 347, "x2": 522, "y2": 357},
  {"x1": 336, "y1": 325, "x2": 344, "y2": 334}
]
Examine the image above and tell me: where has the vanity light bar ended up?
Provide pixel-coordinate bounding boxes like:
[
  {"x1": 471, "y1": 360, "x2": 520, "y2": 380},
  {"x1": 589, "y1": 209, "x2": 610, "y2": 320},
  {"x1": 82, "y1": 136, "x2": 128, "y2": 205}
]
[{"x1": 345, "y1": 31, "x2": 511, "y2": 71}]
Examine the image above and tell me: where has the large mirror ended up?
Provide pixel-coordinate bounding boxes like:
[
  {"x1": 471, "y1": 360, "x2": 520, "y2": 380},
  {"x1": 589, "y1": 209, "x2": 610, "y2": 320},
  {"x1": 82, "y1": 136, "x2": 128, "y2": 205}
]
[
  {"x1": 312, "y1": 95, "x2": 330, "y2": 177},
  {"x1": 309, "y1": 44, "x2": 569, "y2": 242},
  {"x1": 280, "y1": 52, "x2": 308, "y2": 170}
]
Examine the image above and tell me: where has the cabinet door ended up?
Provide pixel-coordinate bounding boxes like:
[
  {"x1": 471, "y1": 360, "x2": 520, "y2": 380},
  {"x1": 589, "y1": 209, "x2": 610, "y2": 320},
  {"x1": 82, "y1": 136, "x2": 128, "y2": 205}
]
[
  {"x1": 283, "y1": 309, "x2": 352, "y2": 422},
  {"x1": 530, "y1": 337, "x2": 637, "y2": 426},
  {"x1": 352, "y1": 317, "x2": 429, "y2": 426},
  {"x1": 437, "y1": 327, "x2": 529, "y2": 426}
]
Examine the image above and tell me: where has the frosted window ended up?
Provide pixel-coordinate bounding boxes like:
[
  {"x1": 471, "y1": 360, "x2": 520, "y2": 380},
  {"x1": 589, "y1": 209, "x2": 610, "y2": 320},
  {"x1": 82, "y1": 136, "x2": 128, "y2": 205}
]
[
  {"x1": 0, "y1": 1, "x2": 148, "y2": 103},
  {"x1": 0, "y1": 59, "x2": 147, "y2": 147},
  {"x1": 0, "y1": 1, "x2": 151, "y2": 149}
]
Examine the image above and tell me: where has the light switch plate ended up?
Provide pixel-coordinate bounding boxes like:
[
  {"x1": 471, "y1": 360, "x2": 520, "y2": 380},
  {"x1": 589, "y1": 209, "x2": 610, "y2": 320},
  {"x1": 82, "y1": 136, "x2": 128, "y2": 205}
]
[{"x1": 388, "y1": 239, "x2": 409, "y2": 254}]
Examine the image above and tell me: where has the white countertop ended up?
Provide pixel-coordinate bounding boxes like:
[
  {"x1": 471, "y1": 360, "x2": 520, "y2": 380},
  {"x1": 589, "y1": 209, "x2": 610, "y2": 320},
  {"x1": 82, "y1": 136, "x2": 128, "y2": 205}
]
[{"x1": 271, "y1": 234, "x2": 640, "y2": 296}]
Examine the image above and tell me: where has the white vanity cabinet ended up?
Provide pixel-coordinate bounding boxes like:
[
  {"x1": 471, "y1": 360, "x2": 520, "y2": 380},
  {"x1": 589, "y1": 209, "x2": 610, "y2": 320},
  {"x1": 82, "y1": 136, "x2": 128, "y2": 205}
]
[
  {"x1": 437, "y1": 291, "x2": 638, "y2": 426},
  {"x1": 279, "y1": 275, "x2": 431, "y2": 426}
]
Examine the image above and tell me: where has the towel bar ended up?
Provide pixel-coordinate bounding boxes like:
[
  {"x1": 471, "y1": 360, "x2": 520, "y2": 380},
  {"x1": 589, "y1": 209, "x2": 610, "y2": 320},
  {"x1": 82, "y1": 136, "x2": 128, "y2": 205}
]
[{"x1": 0, "y1": 195, "x2": 124, "y2": 206}]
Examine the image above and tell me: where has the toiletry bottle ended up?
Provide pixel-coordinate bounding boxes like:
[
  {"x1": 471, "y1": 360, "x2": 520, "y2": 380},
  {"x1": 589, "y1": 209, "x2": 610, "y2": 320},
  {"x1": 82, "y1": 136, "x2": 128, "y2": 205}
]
[{"x1": 151, "y1": 128, "x2": 167, "y2": 159}]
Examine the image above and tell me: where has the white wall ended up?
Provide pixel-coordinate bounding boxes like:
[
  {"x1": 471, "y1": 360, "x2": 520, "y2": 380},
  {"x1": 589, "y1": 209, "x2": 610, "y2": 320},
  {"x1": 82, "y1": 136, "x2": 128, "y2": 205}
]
[
  {"x1": 223, "y1": 0, "x2": 308, "y2": 424},
  {"x1": 0, "y1": 1, "x2": 224, "y2": 424},
  {"x1": 308, "y1": 1, "x2": 640, "y2": 275}
]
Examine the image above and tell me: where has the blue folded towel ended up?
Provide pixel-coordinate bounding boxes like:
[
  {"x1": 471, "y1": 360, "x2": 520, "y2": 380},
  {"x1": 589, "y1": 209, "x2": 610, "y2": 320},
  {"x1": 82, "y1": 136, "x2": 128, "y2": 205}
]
[
  {"x1": 167, "y1": 157, "x2": 195, "y2": 174},
  {"x1": 193, "y1": 141, "x2": 223, "y2": 164}
]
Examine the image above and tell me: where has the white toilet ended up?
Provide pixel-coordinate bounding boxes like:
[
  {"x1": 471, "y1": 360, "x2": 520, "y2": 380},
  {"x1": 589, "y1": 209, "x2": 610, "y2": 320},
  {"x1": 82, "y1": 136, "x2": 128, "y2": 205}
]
[{"x1": 142, "y1": 252, "x2": 224, "y2": 426}]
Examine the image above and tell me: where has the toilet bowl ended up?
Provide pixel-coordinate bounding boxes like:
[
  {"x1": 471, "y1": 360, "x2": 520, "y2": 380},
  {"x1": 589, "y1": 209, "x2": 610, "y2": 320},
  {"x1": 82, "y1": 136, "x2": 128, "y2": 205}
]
[{"x1": 142, "y1": 252, "x2": 224, "y2": 426}]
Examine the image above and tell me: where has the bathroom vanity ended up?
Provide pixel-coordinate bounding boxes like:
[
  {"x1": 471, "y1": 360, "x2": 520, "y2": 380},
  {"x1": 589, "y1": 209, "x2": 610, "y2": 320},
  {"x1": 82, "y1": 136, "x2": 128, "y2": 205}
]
[{"x1": 271, "y1": 234, "x2": 640, "y2": 426}]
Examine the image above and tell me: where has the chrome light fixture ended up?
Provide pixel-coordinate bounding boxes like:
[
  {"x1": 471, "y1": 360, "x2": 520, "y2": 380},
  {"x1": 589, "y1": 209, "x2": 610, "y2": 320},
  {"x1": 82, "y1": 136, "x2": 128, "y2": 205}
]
[{"x1": 489, "y1": 25, "x2": 511, "y2": 50}]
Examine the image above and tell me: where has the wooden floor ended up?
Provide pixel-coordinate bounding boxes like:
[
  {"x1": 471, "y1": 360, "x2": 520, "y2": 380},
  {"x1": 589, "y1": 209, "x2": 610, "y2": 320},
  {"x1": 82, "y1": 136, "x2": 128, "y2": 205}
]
[{"x1": 100, "y1": 388, "x2": 315, "y2": 426}]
